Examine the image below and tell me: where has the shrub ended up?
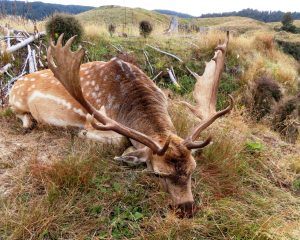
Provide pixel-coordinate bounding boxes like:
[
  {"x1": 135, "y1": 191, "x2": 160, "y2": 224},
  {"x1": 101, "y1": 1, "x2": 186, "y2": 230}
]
[
  {"x1": 45, "y1": 13, "x2": 83, "y2": 45},
  {"x1": 139, "y1": 20, "x2": 153, "y2": 38},
  {"x1": 276, "y1": 40, "x2": 300, "y2": 61},
  {"x1": 108, "y1": 23, "x2": 116, "y2": 37},
  {"x1": 272, "y1": 93, "x2": 300, "y2": 143},
  {"x1": 280, "y1": 12, "x2": 300, "y2": 33},
  {"x1": 251, "y1": 75, "x2": 282, "y2": 121}
]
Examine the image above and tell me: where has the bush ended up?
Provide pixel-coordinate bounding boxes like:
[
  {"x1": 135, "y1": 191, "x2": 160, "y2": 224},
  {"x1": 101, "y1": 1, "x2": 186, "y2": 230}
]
[
  {"x1": 251, "y1": 75, "x2": 283, "y2": 121},
  {"x1": 276, "y1": 40, "x2": 300, "y2": 61},
  {"x1": 272, "y1": 93, "x2": 300, "y2": 143},
  {"x1": 45, "y1": 13, "x2": 83, "y2": 45},
  {"x1": 108, "y1": 23, "x2": 116, "y2": 37},
  {"x1": 280, "y1": 12, "x2": 300, "y2": 33},
  {"x1": 139, "y1": 20, "x2": 153, "y2": 38}
]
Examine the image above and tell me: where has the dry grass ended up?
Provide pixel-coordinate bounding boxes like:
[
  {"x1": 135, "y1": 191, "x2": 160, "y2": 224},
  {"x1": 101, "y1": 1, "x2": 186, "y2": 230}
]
[{"x1": 1, "y1": 104, "x2": 299, "y2": 239}]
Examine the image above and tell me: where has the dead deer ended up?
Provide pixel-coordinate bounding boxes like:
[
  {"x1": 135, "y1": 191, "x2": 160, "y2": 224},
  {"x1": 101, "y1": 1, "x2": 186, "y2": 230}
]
[{"x1": 9, "y1": 32, "x2": 232, "y2": 217}]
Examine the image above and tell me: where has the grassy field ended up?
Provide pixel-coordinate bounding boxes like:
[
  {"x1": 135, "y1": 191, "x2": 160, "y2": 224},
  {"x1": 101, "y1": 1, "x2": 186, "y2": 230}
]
[{"x1": 0, "y1": 9, "x2": 300, "y2": 239}]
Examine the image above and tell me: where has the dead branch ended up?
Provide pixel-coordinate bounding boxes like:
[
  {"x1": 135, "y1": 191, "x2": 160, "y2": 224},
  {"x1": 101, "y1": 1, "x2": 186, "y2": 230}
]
[
  {"x1": 143, "y1": 50, "x2": 154, "y2": 76},
  {"x1": 0, "y1": 64, "x2": 12, "y2": 74},
  {"x1": 146, "y1": 44, "x2": 183, "y2": 63},
  {"x1": 152, "y1": 71, "x2": 163, "y2": 81},
  {"x1": 2, "y1": 31, "x2": 45, "y2": 55}
]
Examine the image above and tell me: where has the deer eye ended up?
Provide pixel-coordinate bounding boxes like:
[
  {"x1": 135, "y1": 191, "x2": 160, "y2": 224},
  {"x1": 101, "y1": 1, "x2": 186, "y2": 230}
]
[{"x1": 169, "y1": 158, "x2": 178, "y2": 164}]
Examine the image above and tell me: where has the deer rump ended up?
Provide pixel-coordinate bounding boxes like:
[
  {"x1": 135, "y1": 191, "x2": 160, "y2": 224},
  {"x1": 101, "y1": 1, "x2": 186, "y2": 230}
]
[{"x1": 9, "y1": 33, "x2": 232, "y2": 218}]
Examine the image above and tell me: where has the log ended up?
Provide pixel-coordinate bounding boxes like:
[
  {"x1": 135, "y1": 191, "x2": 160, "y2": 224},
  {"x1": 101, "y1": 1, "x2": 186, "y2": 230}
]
[{"x1": 2, "y1": 31, "x2": 45, "y2": 55}]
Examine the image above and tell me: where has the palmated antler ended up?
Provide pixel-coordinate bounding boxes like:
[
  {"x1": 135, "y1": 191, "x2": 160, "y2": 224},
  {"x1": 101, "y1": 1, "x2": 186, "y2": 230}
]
[
  {"x1": 47, "y1": 34, "x2": 170, "y2": 155},
  {"x1": 183, "y1": 31, "x2": 233, "y2": 149}
]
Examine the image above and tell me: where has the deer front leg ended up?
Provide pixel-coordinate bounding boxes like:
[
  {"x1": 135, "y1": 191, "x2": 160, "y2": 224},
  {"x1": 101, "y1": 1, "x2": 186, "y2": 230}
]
[
  {"x1": 16, "y1": 113, "x2": 35, "y2": 130},
  {"x1": 78, "y1": 128, "x2": 125, "y2": 145},
  {"x1": 114, "y1": 147, "x2": 150, "y2": 166}
]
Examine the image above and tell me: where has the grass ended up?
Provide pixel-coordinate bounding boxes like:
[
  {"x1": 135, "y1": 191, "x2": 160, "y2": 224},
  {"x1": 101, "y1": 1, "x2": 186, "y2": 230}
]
[
  {"x1": 1, "y1": 12, "x2": 300, "y2": 240},
  {"x1": 0, "y1": 107, "x2": 299, "y2": 239}
]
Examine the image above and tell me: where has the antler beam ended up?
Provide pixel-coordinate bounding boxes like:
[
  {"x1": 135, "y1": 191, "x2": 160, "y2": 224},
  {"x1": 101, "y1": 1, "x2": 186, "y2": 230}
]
[{"x1": 183, "y1": 31, "x2": 233, "y2": 149}]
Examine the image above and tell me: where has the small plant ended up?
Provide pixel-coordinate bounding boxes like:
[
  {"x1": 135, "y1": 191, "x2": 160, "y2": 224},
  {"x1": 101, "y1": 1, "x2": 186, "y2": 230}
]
[
  {"x1": 245, "y1": 140, "x2": 263, "y2": 153},
  {"x1": 139, "y1": 20, "x2": 153, "y2": 38},
  {"x1": 45, "y1": 13, "x2": 83, "y2": 45},
  {"x1": 108, "y1": 23, "x2": 116, "y2": 37},
  {"x1": 0, "y1": 108, "x2": 14, "y2": 118}
]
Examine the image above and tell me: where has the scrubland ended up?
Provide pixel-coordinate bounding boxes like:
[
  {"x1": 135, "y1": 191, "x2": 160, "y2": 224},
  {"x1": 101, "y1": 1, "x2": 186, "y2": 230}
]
[{"x1": 0, "y1": 12, "x2": 299, "y2": 240}]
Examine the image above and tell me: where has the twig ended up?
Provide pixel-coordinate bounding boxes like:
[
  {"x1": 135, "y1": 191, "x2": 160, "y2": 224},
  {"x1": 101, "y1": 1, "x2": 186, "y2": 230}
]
[
  {"x1": 146, "y1": 44, "x2": 183, "y2": 63},
  {"x1": 171, "y1": 66, "x2": 176, "y2": 80},
  {"x1": 167, "y1": 68, "x2": 180, "y2": 87},
  {"x1": 110, "y1": 43, "x2": 123, "y2": 53},
  {"x1": 143, "y1": 50, "x2": 154, "y2": 76},
  {"x1": 152, "y1": 71, "x2": 163, "y2": 81},
  {"x1": 0, "y1": 64, "x2": 12, "y2": 74},
  {"x1": 82, "y1": 40, "x2": 95, "y2": 46}
]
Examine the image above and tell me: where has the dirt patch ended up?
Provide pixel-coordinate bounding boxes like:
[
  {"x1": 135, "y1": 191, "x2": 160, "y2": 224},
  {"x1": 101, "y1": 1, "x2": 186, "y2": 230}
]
[{"x1": 0, "y1": 117, "x2": 73, "y2": 196}]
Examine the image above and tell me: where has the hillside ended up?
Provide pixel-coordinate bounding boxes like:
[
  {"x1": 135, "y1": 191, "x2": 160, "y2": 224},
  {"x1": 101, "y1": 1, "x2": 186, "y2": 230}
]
[
  {"x1": 200, "y1": 8, "x2": 300, "y2": 22},
  {"x1": 0, "y1": 0, "x2": 94, "y2": 20},
  {"x1": 77, "y1": 5, "x2": 171, "y2": 28},
  {"x1": 78, "y1": 6, "x2": 272, "y2": 34},
  {"x1": 154, "y1": 9, "x2": 194, "y2": 18}
]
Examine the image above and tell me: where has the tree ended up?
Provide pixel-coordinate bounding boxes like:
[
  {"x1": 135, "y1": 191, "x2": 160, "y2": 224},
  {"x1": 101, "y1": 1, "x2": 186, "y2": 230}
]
[
  {"x1": 281, "y1": 12, "x2": 299, "y2": 33},
  {"x1": 139, "y1": 20, "x2": 153, "y2": 38},
  {"x1": 281, "y1": 12, "x2": 293, "y2": 27}
]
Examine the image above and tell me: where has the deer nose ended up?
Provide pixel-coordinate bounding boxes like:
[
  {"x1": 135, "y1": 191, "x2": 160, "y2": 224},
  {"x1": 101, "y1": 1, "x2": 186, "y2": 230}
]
[{"x1": 176, "y1": 201, "x2": 198, "y2": 218}]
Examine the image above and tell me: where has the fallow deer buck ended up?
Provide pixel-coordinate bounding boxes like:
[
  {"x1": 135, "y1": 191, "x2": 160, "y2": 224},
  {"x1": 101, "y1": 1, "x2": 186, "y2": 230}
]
[{"x1": 9, "y1": 32, "x2": 232, "y2": 217}]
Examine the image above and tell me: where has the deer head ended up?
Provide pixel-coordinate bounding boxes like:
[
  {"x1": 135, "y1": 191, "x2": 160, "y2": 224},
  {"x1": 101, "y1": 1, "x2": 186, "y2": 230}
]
[{"x1": 47, "y1": 33, "x2": 232, "y2": 218}]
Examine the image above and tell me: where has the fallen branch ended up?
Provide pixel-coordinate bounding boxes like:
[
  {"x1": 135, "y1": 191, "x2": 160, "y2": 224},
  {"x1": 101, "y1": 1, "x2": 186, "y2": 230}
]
[
  {"x1": 0, "y1": 63, "x2": 12, "y2": 74},
  {"x1": 2, "y1": 31, "x2": 46, "y2": 55},
  {"x1": 167, "y1": 68, "x2": 180, "y2": 87},
  {"x1": 146, "y1": 44, "x2": 183, "y2": 63}
]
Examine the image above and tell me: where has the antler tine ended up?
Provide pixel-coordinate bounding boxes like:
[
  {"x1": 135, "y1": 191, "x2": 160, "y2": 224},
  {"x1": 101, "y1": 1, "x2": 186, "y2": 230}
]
[
  {"x1": 185, "y1": 136, "x2": 212, "y2": 150},
  {"x1": 64, "y1": 35, "x2": 76, "y2": 50},
  {"x1": 56, "y1": 33, "x2": 64, "y2": 47},
  {"x1": 47, "y1": 35, "x2": 171, "y2": 155},
  {"x1": 185, "y1": 95, "x2": 233, "y2": 143}
]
